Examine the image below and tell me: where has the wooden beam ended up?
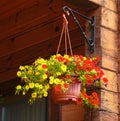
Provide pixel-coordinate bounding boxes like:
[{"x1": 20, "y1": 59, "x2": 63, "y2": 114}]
[
  {"x1": 0, "y1": 13, "x2": 85, "y2": 58},
  {"x1": 0, "y1": 0, "x2": 85, "y2": 41},
  {"x1": 0, "y1": 0, "x2": 37, "y2": 20}
]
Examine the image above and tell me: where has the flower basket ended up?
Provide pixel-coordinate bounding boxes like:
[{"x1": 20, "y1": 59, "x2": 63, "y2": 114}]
[
  {"x1": 15, "y1": 14, "x2": 108, "y2": 108},
  {"x1": 51, "y1": 81, "x2": 81, "y2": 104},
  {"x1": 15, "y1": 54, "x2": 108, "y2": 108}
]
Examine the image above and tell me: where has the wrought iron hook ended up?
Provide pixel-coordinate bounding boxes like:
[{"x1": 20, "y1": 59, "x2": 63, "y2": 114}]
[{"x1": 62, "y1": 6, "x2": 95, "y2": 53}]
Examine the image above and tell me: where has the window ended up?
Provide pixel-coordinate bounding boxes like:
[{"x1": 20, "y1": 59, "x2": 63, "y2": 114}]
[{"x1": 2, "y1": 97, "x2": 48, "y2": 121}]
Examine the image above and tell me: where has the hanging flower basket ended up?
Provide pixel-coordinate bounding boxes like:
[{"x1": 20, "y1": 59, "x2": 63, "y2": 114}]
[
  {"x1": 15, "y1": 14, "x2": 108, "y2": 108},
  {"x1": 15, "y1": 54, "x2": 108, "y2": 108}
]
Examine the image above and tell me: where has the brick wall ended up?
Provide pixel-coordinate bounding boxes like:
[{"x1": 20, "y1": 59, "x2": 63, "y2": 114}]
[
  {"x1": 61, "y1": 0, "x2": 120, "y2": 121},
  {"x1": 85, "y1": 0, "x2": 119, "y2": 121},
  {"x1": 118, "y1": 0, "x2": 120, "y2": 120}
]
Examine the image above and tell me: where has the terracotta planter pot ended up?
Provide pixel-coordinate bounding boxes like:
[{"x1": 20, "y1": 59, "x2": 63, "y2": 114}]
[{"x1": 51, "y1": 82, "x2": 81, "y2": 104}]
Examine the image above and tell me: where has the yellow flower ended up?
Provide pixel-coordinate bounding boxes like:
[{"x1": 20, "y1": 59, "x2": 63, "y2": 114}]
[
  {"x1": 35, "y1": 72, "x2": 39, "y2": 76},
  {"x1": 64, "y1": 54, "x2": 69, "y2": 59},
  {"x1": 56, "y1": 54, "x2": 61, "y2": 56},
  {"x1": 29, "y1": 83, "x2": 34, "y2": 88},
  {"x1": 35, "y1": 58, "x2": 47, "y2": 65},
  {"x1": 25, "y1": 85, "x2": 29, "y2": 90},
  {"x1": 28, "y1": 70, "x2": 32, "y2": 74},
  {"x1": 35, "y1": 83, "x2": 39, "y2": 88},
  {"x1": 19, "y1": 66, "x2": 24, "y2": 70},
  {"x1": 49, "y1": 79, "x2": 53, "y2": 84},
  {"x1": 38, "y1": 84, "x2": 43, "y2": 89},
  {"x1": 43, "y1": 92, "x2": 48, "y2": 97},
  {"x1": 25, "y1": 65, "x2": 29, "y2": 69},
  {"x1": 16, "y1": 85, "x2": 22, "y2": 90},
  {"x1": 42, "y1": 74, "x2": 47, "y2": 79},
  {"x1": 31, "y1": 92, "x2": 37, "y2": 98},
  {"x1": 45, "y1": 84, "x2": 50, "y2": 90},
  {"x1": 50, "y1": 76, "x2": 54, "y2": 80},
  {"x1": 49, "y1": 76, "x2": 54, "y2": 84},
  {"x1": 61, "y1": 81, "x2": 65, "y2": 85},
  {"x1": 54, "y1": 78, "x2": 61, "y2": 84},
  {"x1": 17, "y1": 71, "x2": 21, "y2": 77},
  {"x1": 37, "y1": 65, "x2": 42, "y2": 70},
  {"x1": 61, "y1": 65, "x2": 67, "y2": 72},
  {"x1": 52, "y1": 55, "x2": 56, "y2": 60},
  {"x1": 56, "y1": 72, "x2": 61, "y2": 76}
]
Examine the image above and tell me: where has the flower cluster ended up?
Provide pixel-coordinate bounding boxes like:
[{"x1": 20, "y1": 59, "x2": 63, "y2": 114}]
[{"x1": 16, "y1": 54, "x2": 108, "y2": 107}]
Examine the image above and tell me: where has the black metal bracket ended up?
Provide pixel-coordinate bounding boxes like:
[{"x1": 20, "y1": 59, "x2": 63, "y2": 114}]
[{"x1": 62, "y1": 6, "x2": 95, "y2": 53}]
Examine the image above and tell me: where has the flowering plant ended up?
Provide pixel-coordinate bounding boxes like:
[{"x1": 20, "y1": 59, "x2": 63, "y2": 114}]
[{"x1": 16, "y1": 54, "x2": 108, "y2": 108}]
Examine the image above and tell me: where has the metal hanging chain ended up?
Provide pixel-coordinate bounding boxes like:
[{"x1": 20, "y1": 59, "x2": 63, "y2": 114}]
[{"x1": 56, "y1": 14, "x2": 73, "y2": 55}]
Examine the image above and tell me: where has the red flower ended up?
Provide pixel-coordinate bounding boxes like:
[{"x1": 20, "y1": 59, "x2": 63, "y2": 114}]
[
  {"x1": 64, "y1": 83, "x2": 69, "y2": 88},
  {"x1": 95, "y1": 66, "x2": 101, "y2": 71},
  {"x1": 56, "y1": 56, "x2": 64, "y2": 62},
  {"x1": 65, "y1": 74, "x2": 71, "y2": 79},
  {"x1": 83, "y1": 65, "x2": 91, "y2": 72},
  {"x1": 64, "y1": 59, "x2": 70, "y2": 64},
  {"x1": 42, "y1": 64, "x2": 48, "y2": 69},
  {"x1": 85, "y1": 74, "x2": 90, "y2": 80},
  {"x1": 99, "y1": 70, "x2": 104, "y2": 77},
  {"x1": 54, "y1": 85, "x2": 61, "y2": 92},
  {"x1": 103, "y1": 77, "x2": 108, "y2": 83},
  {"x1": 79, "y1": 55, "x2": 84, "y2": 61},
  {"x1": 76, "y1": 65, "x2": 82, "y2": 71},
  {"x1": 75, "y1": 61, "x2": 80, "y2": 65},
  {"x1": 86, "y1": 79, "x2": 93, "y2": 85},
  {"x1": 74, "y1": 78, "x2": 79, "y2": 83},
  {"x1": 88, "y1": 96, "x2": 93, "y2": 102},
  {"x1": 76, "y1": 97, "x2": 83, "y2": 104},
  {"x1": 92, "y1": 75, "x2": 97, "y2": 80},
  {"x1": 92, "y1": 92, "x2": 98, "y2": 99},
  {"x1": 91, "y1": 99, "x2": 100, "y2": 106},
  {"x1": 96, "y1": 68, "x2": 104, "y2": 78},
  {"x1": 82, "y1": 91, "x2": 88, "y2": 99},
  {"x1": 96, "y1": 56, "x2": 100, "y2": 61}
]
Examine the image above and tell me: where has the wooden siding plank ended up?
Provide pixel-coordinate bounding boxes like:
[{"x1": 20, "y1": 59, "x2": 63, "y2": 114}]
[
  {"x1": 0, "y1": 0, "x2": 85, "y2": 41},
  {"x1": 0, "y1": 0, "x2": 37, "y2": 20},
  {"x1": 0, "y1": 15, "x2": 84, "y2": 57}
]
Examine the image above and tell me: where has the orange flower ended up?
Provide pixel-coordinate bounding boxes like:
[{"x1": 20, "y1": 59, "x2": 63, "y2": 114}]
[
  {"x1": 54, "y1": 85, "x2": 61, "y2": 92},
  {"x1": 76, "y1": 65, "x2": 82, "y2": 71},
  {"x1": 42, "y1": 64, "x2": 48, "y2": 69},
  {"x1": 91, "y1": 99, "x2": 100, "y2": 106},
  {"x1": 82, "y1": 91, "x2": 88, "y2": 99},
  {"x1": 64, "y1": 83, "x2": 69, "y2": 88},
  {"x1": 56, "y1": 56, "x2": 64, "y2": 62},
  {"x1": 86, "y1": 79, "x2": 92, "y2": 85},
  {"x1": 64, "y1": 58, "x2": 70, "y2": 64},
  {"x1": 65, "y1": 74, "x2": 71, "y2": 79},
  {"x1": 103, "y1": 77, "x2": 108, "y2": 83},
  {"x1": 76, "y1": 98, "x2": 83, "y2": 104},
  {"x1": 92, "y1": 92, "x2": 98, "y2": 99}
]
